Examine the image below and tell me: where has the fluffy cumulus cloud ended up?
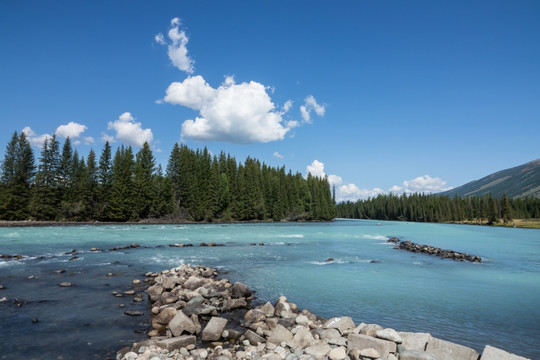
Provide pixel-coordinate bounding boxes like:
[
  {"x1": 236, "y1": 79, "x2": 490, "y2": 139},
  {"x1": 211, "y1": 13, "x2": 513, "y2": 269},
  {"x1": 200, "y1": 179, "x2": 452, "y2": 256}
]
[
  {"x1": 161, "y1": 75, "x2": 292, "y2": 144},
  {"x1": 156, "y1": 18, "x2": 324, "y2": 144},
  {"x1": 300, "y1": 95, "x2": 325, "y2": 123},
  {"x1": 306, "y1": 160, "x2": 326, "y2": 178},
  {"x1": 56, "y1": 121, "x2": 94, "y2": 145},
  {"x1": 22, "y1": 127, "x2": 52, "y2": 147},
  {"x1": 106, "y1": 112, "x2": 153, "y2": 147},
  {"x1": 337, "y1": 184, "x2": 385, "y2": 202},
  {"x1": 155, "y1": 17, "x2": 194, "y2": 74},
  {"x1": 305, "y1": 160, "x2": 451, "y2": 203},
  {"x1": 389, "y1": 175, "x2": 452, "y2": 194}
]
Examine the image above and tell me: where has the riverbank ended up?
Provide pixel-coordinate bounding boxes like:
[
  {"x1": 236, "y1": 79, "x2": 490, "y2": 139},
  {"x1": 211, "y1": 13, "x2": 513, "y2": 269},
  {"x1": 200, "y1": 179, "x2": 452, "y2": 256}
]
[
  {"x1": 445, "y1": 218, "x2": 540, "y2": 229},
  {"x1": 0, "y1": 218, "x2": 328, "y2": 228},
  {"x1": 116, "y1": 264, "x2": 530, "y2": 360}
]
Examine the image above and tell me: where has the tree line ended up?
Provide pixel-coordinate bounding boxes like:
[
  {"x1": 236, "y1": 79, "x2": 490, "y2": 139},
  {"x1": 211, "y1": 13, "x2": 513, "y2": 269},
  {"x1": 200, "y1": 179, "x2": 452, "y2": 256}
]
[
  {"x1": 0, "y1": 131, "x2": 336, "y2": 222},
  {"x1": 336, "y1": 192, "x2": 540, "y2": 224}
]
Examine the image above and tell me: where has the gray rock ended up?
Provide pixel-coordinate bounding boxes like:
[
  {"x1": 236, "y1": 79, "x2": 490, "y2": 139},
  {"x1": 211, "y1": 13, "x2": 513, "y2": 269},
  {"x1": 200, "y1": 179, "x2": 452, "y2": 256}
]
[
  {"x1": 231, "y1": 282, "x2": 253, "y2": 298},
  {"x1": 154, "y1": 307, "x2": 177, "y2": 325},
  {"x1": 201, "y1": 316, "x2": 228, "y2": 342},
  {"x1": 124, "y1": 310, "x2": 143, "y2": 316},
  {"x1": 245, "y1": 329, "x2": 266, "y2": 345},
  {"x1": 375, "y1": 328, "x2": 402, "y2": 343},
  {"x1": 161, "y1": 292, "x2": 179, "y2": 304},
  {"x1": 480, "y1": 345, "x2": 531, "y2": 360},
  {"x1": 245, "y1": 309, "x2": 266, "y2": 324},
  {"x1": 59, "y1": 282, "x2": 72, "y2": 287},
  {"x1": 304, "y1": 340, "x2": 332, "y2": 359},
  {"x1": 182, "y1": 303, "x2": 216, "y2": 317},
  {"x1": 400, "y1": 350, "x2": 440, "y2": 360},
  {"x1": 295, "y1": 315, "x2": 309, "y2": 326},
  {"x1": 183, "y1": 276, "x2": 207, "y2": 290},
  {"x1": 147, "y1": 284, "x2": 164, "y2": 301},
  {"x1": 285, "y1": 354, "x2": 298, "y2": 360},
  {"x1": 162, "y1": 275, "x2": 180, "y2": 290},
  {"x1": 360, "y1": 348, "x2": 380, "y2": 359},
  {"x1": 222, "y1": 298, "x2": 247, "y2": 311},
  {"x1": 260, "y1": 302, "x2": 275, "y2": 317},
  {"x1": 291, "y1": 326, "x2": 315, "y2": 349},
  {"x1": 323, "y1": 316, "x2": 356, "y2": 334},
  {"x1": 274, "y1": 297, "x2": 292, "y2": 318},
  {"x1": 187, "y1": 295, "x2": 205, "y2": 305},
  {"x1": 267, "y1": 324, "x2": 293, "y2": 345},
  {"x1": 156, "y1": 335, "x2": 196, "y2": 351},
  {"x1": 168, "y1": 310, "x2": 198, "y2": 336},
  {"x1": 398, "y1": 332, "x2": 431, "y2": 351},
  {"x1": 328, "y1": 346, "x2": 347, "y2": 360},
  {"x1": 347, "y1": 334, "x2": 397, "y2": 358},
  {"x1": 318, "y1": 328, "x2": 342, "y2": 342},
  {"x1": 425, "y1": 337, "x2": 478, "y2": 360},
  {"x1": 360, "y1": 323, "x2": 383, "y2": 337}
]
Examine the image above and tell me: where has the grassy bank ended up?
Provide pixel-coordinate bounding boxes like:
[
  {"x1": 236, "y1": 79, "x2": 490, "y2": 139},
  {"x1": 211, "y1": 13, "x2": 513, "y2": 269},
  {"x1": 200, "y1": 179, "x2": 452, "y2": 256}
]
[{"x1": 447, "y1": 218, "x2": 540, "y2": 229}]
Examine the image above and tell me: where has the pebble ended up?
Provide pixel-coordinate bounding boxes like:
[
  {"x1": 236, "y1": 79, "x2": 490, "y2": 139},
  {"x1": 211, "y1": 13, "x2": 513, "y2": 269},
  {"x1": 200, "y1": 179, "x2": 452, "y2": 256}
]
[
  {"x1": 0, "y1": 285, "x2": 5, "y2": 290},
  {"x1": 53, "y1": 269, "x2": 66, "y2": 274},
  {"x1": 59, "y1": 282, "x2": 72, "y2": 287}
]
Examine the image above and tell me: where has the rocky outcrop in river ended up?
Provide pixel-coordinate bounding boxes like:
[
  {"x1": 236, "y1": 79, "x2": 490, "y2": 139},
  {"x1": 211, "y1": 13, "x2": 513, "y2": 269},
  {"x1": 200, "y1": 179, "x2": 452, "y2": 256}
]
[
  {"x1": 387, "y1": 237, "x2": 482, "y2": 263},
  {"x1": 117, "y1": 264, "x2": 527, "y2": 360}
]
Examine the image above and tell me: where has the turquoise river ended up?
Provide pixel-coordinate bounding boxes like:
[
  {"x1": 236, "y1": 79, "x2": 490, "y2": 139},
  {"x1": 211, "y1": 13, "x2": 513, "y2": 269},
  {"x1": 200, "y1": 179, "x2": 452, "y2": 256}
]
[{"x1": 0, "y1": 220, "x2": 538, "y2": 359}]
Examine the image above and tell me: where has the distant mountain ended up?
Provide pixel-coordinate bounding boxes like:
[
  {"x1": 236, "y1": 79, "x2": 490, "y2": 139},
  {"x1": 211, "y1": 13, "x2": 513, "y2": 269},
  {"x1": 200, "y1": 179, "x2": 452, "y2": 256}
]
[{"x1": 440, "y1": 159, "x2": 540, "y2": 199}]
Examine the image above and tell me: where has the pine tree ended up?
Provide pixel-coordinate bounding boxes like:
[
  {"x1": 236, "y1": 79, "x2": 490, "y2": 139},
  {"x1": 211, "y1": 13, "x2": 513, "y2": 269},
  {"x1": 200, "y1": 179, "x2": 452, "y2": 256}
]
[
  {"x1": 134, "y1": 142, "x2": 156, "y2": 220},
  {"x1": 108, "y1": 145, "x2": 136, "y2": 221},
  {"x1": 30, "y1": 134, "x2": 61, "y2": 220},
  {"x1": 97, "y1": 141, "x2": 113, "y2": 220},
  {"x1": 0, "y1": 132, "x2": 35, "y2": 219}
]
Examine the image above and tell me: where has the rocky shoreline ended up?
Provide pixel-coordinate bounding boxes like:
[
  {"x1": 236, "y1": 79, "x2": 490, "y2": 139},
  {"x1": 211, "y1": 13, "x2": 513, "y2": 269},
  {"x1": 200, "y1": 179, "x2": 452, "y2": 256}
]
[
  {"x1": 386, "y1": 237, "x2": 482, "y2": 263},
  {"x1": 116, "y1": 264, "x2": 528, "y2": 360}
]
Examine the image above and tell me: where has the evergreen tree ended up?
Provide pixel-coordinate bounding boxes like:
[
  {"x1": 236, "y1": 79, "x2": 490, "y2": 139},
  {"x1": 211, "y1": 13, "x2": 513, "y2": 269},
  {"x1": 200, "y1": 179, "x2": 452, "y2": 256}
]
[
  {"x1": 108, "y1": 145, "x2": 135, "y2": 221},
  {"x1": 97, "y1": 141, "x2": 113, "y2": 219},
  {"x1": 0, "y1": 132, "x2": 35, "y2": 219},
  {"x1": 30, "y1": 134, "x2": 61, "y2": 220},
  {"x1": 134, "y1": 142, "x2": 156, "y2": 219}
]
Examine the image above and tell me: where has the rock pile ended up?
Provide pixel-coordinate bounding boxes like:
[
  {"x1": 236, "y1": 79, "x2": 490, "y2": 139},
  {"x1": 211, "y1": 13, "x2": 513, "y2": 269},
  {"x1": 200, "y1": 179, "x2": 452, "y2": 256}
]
[
  {"x1": 387, "y1": 238, "x2": 482, "y2": 263},
  {"x1": 118, "y1": 264, "x2": 527, "y2": 360}
]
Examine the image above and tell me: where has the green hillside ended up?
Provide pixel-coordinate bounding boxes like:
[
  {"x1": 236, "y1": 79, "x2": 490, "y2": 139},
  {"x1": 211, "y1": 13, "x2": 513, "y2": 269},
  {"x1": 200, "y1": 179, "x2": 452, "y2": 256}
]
[{"x1": 441, "y1": 159, "x2": 540, "y2": 199}]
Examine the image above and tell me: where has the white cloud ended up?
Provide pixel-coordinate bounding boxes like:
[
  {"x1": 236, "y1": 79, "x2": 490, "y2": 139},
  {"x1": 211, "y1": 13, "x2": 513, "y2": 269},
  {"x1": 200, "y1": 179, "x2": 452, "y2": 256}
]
[
  {"x1": 162, "y1": 75, "x2": 292, "y2": 144},
  {"x1": 337, "y1": 184, "x2": 385, "y2": 202},
  {"x1": 155, "y1": 33, "x2": 166, "y2": 45},
  {"x1": 283, "y1": 100, "x2": 293, "y2": 113},
  {"x1": 300, "y1": 95, "x2": 325, "y2": 123},
  {"x1": 55, "y1": 121, "x2": 94, "y2": 145},
  {"x1": 328, "y1": 174, "x2": 342, "y2": 186},
  {"x1": 389, "y1": 175, "x2": 452, "y2": 194},
  {"x1": 273, "y1": 151, "x2": 284, "y2": 159},
  {"x1": 101, "y1": 133, "x2": 116, "y2": 143},
  {"x1": 106, "y1": 112, "x2": 153, "y2": 147},
  {"x1": 306, "y1": 160, "x2": 326, "y2": 178},
  {"x1": 155, "y1": 17, "x2": 194, "y2": 74},
  {"x1": 22, "y1": 127, "x2": 51, "y2": 147},
  {"x1": 305, "y1": 159, "x2": 451, "y2": 202}
]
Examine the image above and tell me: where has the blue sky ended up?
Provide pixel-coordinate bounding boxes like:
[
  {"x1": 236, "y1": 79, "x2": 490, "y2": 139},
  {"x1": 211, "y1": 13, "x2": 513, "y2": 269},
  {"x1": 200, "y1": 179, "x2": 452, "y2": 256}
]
[{"x1": 1, "y1": 1, "x2": 539, "y2": 201}]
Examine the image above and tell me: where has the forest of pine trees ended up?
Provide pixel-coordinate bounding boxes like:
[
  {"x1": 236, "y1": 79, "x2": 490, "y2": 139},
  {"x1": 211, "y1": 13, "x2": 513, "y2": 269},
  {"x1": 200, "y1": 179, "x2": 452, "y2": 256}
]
[
  {"x1": 0, "y1": 132, "x2": 336, "y2": 222},
  {"x1": 336, "y1": 192, "x2": 540, "y2": 224}
]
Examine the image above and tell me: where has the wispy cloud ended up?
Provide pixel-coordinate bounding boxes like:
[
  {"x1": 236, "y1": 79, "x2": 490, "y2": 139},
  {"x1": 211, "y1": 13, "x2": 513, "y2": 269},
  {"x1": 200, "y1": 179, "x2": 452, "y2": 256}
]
[{"x1": 155, "y1": 17, "x2": 194, "y2": 74}]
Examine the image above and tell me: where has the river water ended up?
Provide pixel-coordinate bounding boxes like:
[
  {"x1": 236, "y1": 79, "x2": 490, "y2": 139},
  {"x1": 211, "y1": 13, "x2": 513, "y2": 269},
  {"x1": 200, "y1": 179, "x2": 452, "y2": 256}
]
[{"x1": 0, "y1": 220, "x2": 538, "y2": 359}]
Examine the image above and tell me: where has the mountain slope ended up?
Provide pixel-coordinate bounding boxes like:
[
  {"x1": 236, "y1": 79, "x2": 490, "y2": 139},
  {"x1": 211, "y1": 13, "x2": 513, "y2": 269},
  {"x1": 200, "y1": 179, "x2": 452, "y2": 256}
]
[{"x1": 440, "y1": 158, "x2": 540, "y2": 199}]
